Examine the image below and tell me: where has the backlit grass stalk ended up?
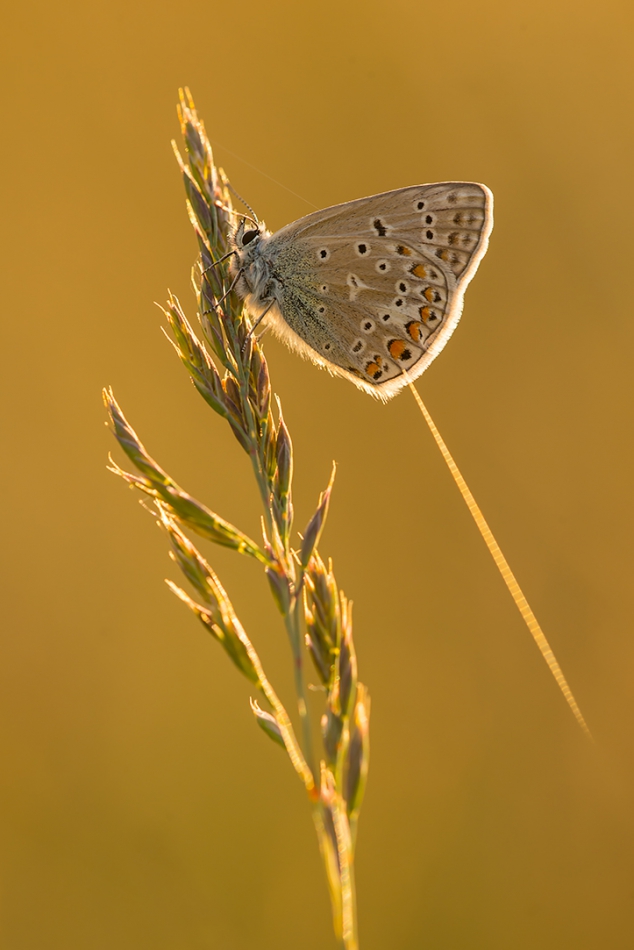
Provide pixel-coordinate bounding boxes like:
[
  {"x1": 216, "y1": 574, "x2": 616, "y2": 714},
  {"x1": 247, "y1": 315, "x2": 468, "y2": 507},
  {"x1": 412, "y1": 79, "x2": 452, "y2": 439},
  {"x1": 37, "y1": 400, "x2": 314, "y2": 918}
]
[{"x1": 104, "y1": 88, "x2": 369, "y2": 950}]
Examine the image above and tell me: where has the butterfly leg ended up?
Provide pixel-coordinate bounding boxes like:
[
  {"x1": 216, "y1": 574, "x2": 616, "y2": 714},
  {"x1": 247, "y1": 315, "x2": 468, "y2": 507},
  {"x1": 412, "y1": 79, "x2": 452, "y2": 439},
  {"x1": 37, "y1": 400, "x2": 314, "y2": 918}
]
[
  {"x1": 200, "y1": 247, "x2": 236, "y2": 278},
  {"x1": 208, "y1": 267, "x2": 243, "y2": 309},
  {"x1": 242, "y1": 299, "x2": 275, "y2": 352}
]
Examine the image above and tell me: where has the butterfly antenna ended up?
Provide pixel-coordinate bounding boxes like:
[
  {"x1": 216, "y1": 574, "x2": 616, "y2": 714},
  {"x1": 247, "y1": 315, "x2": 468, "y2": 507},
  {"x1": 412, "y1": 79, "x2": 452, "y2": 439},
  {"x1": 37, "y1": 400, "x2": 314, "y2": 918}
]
[
  {"x1": 228, "y1": 182, "x2": 259, "y2": 226},
  {"x1": 407, "y1": 380, "x2": 592, "y2": 740}
]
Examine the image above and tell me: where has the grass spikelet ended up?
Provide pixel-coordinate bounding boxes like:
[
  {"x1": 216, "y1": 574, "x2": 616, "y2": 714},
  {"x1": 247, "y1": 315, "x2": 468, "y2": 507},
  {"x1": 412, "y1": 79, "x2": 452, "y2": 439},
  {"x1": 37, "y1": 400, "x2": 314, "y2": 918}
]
[{"x1": 104, "y1": 87, "x2": 368, "y2": 950}]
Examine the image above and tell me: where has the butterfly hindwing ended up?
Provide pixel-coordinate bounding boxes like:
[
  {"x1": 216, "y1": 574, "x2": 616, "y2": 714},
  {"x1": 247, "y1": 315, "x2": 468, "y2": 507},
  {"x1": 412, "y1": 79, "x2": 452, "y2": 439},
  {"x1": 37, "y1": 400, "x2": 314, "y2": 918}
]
[{"x1": 237, "y1": 183, "x2": 493, "y2": 399}]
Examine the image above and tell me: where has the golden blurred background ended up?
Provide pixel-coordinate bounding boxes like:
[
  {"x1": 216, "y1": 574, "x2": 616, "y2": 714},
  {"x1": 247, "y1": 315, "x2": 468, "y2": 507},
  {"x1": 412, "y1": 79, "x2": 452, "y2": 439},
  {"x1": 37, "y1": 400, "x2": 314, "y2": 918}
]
[{"x1": 2, "y1": 1, "x2": 634, "y2": 947}]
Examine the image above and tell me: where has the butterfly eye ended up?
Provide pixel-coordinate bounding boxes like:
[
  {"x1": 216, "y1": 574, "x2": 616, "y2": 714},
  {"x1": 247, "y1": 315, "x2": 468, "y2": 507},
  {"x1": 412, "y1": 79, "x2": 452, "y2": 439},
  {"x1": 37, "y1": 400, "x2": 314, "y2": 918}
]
[{"x1": 242, "y1": 229, "x2": 259, "y2": 246}]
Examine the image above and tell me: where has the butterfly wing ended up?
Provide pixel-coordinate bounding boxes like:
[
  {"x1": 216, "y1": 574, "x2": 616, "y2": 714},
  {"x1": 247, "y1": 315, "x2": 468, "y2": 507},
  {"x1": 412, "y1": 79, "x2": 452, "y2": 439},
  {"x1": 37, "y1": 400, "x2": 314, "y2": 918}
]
[{"x1": 263, "y1": 183, "x2": 493, "y2": 399}]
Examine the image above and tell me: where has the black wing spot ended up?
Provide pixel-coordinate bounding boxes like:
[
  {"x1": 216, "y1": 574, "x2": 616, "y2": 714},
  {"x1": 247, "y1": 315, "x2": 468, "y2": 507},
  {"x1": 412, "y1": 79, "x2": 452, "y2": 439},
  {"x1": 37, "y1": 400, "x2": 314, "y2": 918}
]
[
  {"x1": 426, "y1": 230, "x2": 434, "y2": 240},
  {"x1": 319, "y1": 248, "x2": 329, "y2": 260},
  {"x1": 373, "y1": 219, "x2": 387, "y2": 236},
  {"x1": 382, "y1": 313, "x2": 391, "y2": 322},
  {"x1": 417, "y1": 201, "x2": 425, "y2": 210},
  {"x1": 425, "y1": 215, "x2": 433, "y2": 225},
  {"x1": 358, "y1": 243, "x2": 368, "y2": 255}
]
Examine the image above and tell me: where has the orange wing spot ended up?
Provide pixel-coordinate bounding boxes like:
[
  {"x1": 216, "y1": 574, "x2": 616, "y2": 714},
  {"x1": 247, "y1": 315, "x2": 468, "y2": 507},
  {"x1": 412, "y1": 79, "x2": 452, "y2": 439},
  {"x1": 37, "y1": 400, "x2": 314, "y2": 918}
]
[
  {"x1": 439, "y1": 249, "x2": 450, "y2": 261},
  {"x1": 388, "y1": 339, "x2": 407, "y2": 360},
  {"x1": 419, "y1": 306, "x2": 434, "y2": 324},
  {"x1": 410, "y1": 263, "x2": 427, "y2": 279},
  {"x1": 365, "y1": 361, "x2": 382, "y2": 380},
  {"x1": 396, "y1": 245, "x2": 412, "y2": 256},
  {"x1": 406, "y1": 321, "x2": 424, "y2": 342},
  {"x1": 423, "y1": 287, "x2": 435, "y2": 302}
]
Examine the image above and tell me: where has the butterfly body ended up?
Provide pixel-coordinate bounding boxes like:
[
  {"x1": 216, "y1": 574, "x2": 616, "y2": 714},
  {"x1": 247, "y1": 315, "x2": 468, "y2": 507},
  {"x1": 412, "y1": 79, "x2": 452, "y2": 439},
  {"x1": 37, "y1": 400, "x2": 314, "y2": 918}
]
[{"x1": 230, "y1": 182, "x2": 493, "y2": 400}]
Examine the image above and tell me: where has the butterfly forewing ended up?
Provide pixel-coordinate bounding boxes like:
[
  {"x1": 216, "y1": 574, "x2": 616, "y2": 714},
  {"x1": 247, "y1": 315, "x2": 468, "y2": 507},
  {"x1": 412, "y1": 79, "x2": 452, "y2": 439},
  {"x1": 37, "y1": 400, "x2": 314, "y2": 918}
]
[{"x1": 290, "y1": 182, "x2": 489, "y2": 279}]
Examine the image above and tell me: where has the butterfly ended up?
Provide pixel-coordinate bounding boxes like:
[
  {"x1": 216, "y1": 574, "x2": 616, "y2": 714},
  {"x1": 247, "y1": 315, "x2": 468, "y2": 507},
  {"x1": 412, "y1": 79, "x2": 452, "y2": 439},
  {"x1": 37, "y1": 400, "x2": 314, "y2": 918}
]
[{"x1": 229, "y1": 182, "x2": 493, "y2": 400}]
